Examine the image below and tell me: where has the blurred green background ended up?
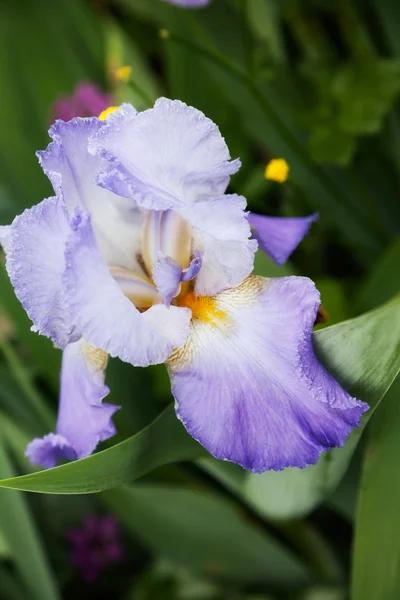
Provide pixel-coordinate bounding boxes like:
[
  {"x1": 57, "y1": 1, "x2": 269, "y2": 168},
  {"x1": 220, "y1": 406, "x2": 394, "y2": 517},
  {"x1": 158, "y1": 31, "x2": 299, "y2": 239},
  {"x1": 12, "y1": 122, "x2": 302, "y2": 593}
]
[{"x1": 0, "y1": 0, "x2": 400, "y2": 599}]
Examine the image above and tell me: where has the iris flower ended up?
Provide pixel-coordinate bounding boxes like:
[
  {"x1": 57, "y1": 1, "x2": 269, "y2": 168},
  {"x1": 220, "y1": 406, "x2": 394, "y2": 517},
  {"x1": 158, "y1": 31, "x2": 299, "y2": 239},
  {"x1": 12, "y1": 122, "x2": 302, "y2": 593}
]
[
  {"x1": 0, "y1": 99, "x2": 368, "y2": 473},
  {"x1": 162, "y1": 0, "x2": 211, "y2": 7}
]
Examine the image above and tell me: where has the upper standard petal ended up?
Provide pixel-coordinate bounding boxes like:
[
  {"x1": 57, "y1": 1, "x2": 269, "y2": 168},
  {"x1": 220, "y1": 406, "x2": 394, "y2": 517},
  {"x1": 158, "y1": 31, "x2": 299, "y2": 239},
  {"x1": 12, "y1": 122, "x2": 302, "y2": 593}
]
[{"x1": 168, "y1": 276, "x2": 368, "y2": 473}]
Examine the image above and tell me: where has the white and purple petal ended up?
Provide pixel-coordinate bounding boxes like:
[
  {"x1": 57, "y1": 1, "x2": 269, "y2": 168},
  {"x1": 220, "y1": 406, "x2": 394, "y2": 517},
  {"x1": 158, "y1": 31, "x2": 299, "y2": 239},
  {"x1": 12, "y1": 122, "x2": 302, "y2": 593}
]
[
  {"x1": 152, "y1": 254, "x2": 183, "y2": 307},
  {"x1": 168, "y1": 276, "x2": 368, "y2": 473},
  {"x1": 3, "y1": 197, "x2": 77, "y2": 348},
  {"x1": 248, "y1": 213, "x2": 318, "y2": 266},
  {"x1": 141, "y1": 209, "x2": 192, "y2": 275},
  {"x1": 152, "y1": 251, "x2": 203, "y2": 306},
  {"x1": 26, "y1": 340, "x2": 117, "y2": 468},
  {"x1": 63, "y1": 208, "x2": 191, "y2": 367},
  {"x1": 38, "y1": 115, "x2": 143, "y2": 271},
  {"x1": 92, "y1": 98, "x2": 240, "y2": 211}
]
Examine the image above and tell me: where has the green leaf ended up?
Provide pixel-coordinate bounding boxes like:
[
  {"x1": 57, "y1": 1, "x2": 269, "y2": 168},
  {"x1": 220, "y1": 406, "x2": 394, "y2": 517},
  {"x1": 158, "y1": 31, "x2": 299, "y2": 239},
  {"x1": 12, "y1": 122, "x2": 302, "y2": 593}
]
[
  {"x1": 308, "y1": 124, "x2": 356, "y2": 166},
  {"x1": 333, "y1": 60, "x2": 400, "y2": 135},
  {"x1": 244, "y1": 297, "x2": 400, "y2": 520},
  {"x1": 102, "y1": 484, "x2": 309, "y2": 587},
  {"x1": 351, "y1": 376, "x2": 400, "y2": 600},
  {"x1": 105, "y1": 19, "x2": 159, "y2": 110},
  {"x1": 0, "y1": 435, "x2": 60, "y2": 599},
  {"x1": 0, "y1": 406, "x2": 205, "y2": 494}
]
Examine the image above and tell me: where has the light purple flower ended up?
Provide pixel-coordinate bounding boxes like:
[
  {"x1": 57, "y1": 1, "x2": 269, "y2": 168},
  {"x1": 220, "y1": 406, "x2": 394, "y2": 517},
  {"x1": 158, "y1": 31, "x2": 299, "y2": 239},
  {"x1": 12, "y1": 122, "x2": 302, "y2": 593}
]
[
  {"x1": 68, "y1": 515, "x2": 123, "y2": 582},
  {"x1": 0, "y1": 98, "x2": 368, "y2": 473},
  {"x1": 51, "y1": 82, "x2": 112, "y2": 122},
  {"x1": 162, "y1": 0, "x2": 211, "y2": 7}
]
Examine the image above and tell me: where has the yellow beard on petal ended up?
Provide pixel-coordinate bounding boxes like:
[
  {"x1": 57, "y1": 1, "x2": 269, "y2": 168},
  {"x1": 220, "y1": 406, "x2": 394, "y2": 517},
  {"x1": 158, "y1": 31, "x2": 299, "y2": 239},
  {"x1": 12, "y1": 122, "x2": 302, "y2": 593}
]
[{"x1": 178, "y1": 292, "x2": 226, "y2": 326}]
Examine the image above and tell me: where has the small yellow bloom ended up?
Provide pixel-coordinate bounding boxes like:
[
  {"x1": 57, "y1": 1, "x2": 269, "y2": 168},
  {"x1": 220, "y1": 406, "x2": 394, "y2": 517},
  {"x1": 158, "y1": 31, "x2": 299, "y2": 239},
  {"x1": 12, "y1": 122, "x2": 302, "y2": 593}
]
[
  {"x1": 159, "y1": 29, "x2": 170, "y2": 40},
  {"x1": 98, "y1": 106, "x2": 119, "y2": 121},
  {"x1": 264, "y1": 158, "x2": 289, "y2": 183},
  {"x1": 115, "y1": 65, "x2": 132, "y2": 83}
]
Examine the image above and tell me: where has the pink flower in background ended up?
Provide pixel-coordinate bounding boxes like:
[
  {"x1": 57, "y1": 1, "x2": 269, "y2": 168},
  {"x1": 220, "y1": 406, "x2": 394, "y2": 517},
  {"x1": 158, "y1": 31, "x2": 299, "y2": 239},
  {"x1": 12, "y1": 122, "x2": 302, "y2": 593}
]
[
  {"x1": 52, "y1": 82, "x2": 112, "y2": 122},
  {"x1": 68, "y1": 515, "x2": 123, "y2": 582}
]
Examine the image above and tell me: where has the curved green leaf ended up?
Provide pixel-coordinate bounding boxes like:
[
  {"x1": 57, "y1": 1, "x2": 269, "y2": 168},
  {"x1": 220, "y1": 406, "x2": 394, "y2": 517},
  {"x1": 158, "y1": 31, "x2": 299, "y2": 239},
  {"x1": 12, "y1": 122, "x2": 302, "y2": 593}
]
[
  {"x1": 244, "y1": 297, "x2": 400, "y2": 520},
  {"x1": 351, "y1": 376, "x2": 400, "y2": 599}
]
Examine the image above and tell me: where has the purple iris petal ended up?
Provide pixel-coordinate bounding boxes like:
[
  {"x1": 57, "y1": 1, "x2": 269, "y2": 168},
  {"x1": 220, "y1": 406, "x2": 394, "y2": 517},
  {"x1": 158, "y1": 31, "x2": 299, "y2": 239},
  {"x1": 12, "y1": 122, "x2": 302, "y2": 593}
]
[
  {"x1": 180, "y1": 195, "x2": 257, "y2": 296},
  {"x1": 91, "y1": 97, "x2": 241, "y2": 211},
  {"x1": 168, "y1": 275, "x2": 368, "y2": 473},
  {"x1": 162, "y1": 0, "x2": 210, "y2": 6},
  {"x1": 38, "y1": 114, "x2": 143, "y2": 272},
  {"x1": 26, "y1": 340, "x2": 118, "y2": 469},
  {"x1": 51, "y1": 82, "x2": 112, "y2": 122},
  {"x1": 68, "y1": 514, "x2": 123, "y2": 582},
  {"x1": 2, "y1": 197, "x2": 78, "y2": 348},
  {"x1": 63, "y1": 208, "x2": 191, "y2": 367},
  {"x1": 181, "y1": 250, "x2": 202, "y2": 282},
  {"x1": 152, "y1": 254, "x2": 183, "y2": 307},
  {"x1": 248, "y1": 213, "x2": 318, "y2": 266}
]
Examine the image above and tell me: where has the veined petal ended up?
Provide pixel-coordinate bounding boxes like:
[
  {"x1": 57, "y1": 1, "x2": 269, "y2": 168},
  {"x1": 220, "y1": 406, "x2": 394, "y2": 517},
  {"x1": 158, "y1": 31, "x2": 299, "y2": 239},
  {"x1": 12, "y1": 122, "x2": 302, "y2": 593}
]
[
  {"x1": 180, "y1": 195, "x2": 257, "y2": 296},
  {"x1": 248, "y1": 213, "x2": 318, "y2": 266},
  {"x1": 25, "y1": 340, "x2": 117, "y2": 468},
  {"x1": 169, "y1": 276, "x2": 368, "y2": 473},
  {"x1": 63, "y1": 208, "x2": 191, "y2": 367},
  {"x1": 4, "y1": 197, "x2": 77, "y2": 348},
  {"x1": 38, "y1": 114, "x2": 143, "y2": 271},
  {"x1": 92, "y1": 98, "x2": 240, "y2": 211}
]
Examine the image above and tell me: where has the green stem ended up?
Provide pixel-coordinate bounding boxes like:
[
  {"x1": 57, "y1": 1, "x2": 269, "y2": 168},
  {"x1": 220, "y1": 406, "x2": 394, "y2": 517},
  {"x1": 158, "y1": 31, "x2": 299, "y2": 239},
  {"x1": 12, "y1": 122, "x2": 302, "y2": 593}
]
[{"x1": 0, "y1": 338, "x2": 54, "y2": 431}]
